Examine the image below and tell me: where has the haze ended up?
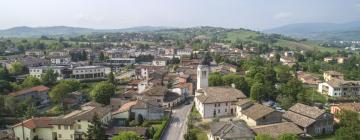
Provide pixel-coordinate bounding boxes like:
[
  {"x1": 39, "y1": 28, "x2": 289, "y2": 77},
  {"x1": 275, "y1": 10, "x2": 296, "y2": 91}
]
[{"x1": 1, "y1": 0, "x2": 360, "y2": 30}]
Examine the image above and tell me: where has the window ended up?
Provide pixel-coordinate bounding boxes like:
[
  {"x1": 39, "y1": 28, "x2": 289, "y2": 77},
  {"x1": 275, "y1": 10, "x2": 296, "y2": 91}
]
[
  {"x1": 64, "y1": 125, "x2": 68, "y2": 130},
  {"x1": 218, "y1": 109, "x2": 220, "y2": 113},
  {"x1": 70, "y1": 125, "x2": 73, "y2": 130},
  {"x1": 78, "y1": 120, "x2": 81, "y2": 122},
  {"x1": 225, "y1": 109, "x2": 227, "y2": 112},
  {"x1": 58, "y1": 134, "x2": 62, "y2": 138},
  {"x1": 33, "y1": 129, "x2": 36, "y2": 132},
  {"x1": 214, "y1": 104, "x2": 216, "y2": 107},
  {"x1": 58, "y1": 125, "x2": 61, "y2": 129},
  {"x1": 226, "y1": 103, "x2": 228, "y2": 106},
  {"x1": 78, "y1": 124, "x2": 81, "y2": 129}
]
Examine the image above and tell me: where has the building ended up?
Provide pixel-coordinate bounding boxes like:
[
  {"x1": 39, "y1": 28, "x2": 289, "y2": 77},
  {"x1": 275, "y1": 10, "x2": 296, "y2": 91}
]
[
  {"x1": 318, "y1": 78, "x2": 360, "y2": 97},
  {"x1": 208, "y1": 121, "x2": 254, "y2": 140},
  {"x1": 284, "y1": 51, "x2": 295, "y2": 57},
  {"x1": 152, "y1": 58, "x2": 168, "y2": 66},
  {"x1": 197, "y1": 65, "x2": 209, "y2": 90},
  {"x1": 105, "y1": 58, "x2": 136, "y2": 66},
  {"x1": 70, "y1": 66, "x2": 111, "y2": 80},
  {"x1": 330, "y1": 103, "x2": 360, "y2": 122},
  {"x1": 141, "y1": 86, "x2": 184, "y2": 108},
  {"x1": 12, "y1": 102, "x2": 112, "y2": 140},
  {"x1": 283, "y1": 103, "x2": 333, "y2": 136},
  {"x1": 297, "y1": 71, "x2": 321, "y2": 85},
  {"x1": 195, "y1": 87, "x2": 247, "y2": 118},
  {"x1": 48, "y1": 51, "x2": 69, "y2": 57},
  {"x1": 29, "y1": 66, "x2": 69, "y2": 81},
  {"x1": 251, "y1": 122, "x2": 304, "y2": 138},
  {"x1": 323, "y1": 71, "x2": 344, "y2": 82},
  {"x1": 25, "y1": 50, "x2": 44, "y2": 57},
  {"x1": 49, "y1": 55, "x2": 71, "y2": 65},
  {"x1": 176, "y1": 48, "x2": 192, "y2": 56},
  {"x1": 9, "y1": 85, "x2": 50, "y2": 108},
  {"x1": 236, "y1": 99, "x2": 282, "y2": 126}
]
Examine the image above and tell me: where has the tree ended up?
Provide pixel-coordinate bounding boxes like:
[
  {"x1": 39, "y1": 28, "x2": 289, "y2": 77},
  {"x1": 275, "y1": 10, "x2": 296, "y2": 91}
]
[
  {"x1": 112, "y1": 131, "x2": 141, "y2": 140},
  {"x1": 335, "y1": 110, "x2": 360, "y2": 140},
  {"x1": 0, "y1": 66, "x2": 9, "y2": 80},
  {"x1": 108, "y1": 72, "x2": 115, "y2": 85},
  {"x1": 255, "y1": 134, "x2": 274, "y2": 140},
  {"x1": 87, "y1": 114, "x2": 107, "y2": 140},
  {"x1": 209, "y1": 73, "x2": 223, "y2": 86},
  {"x1": 49, "y1": 83, "x2": 72, "y2": 104},
  {"x1": 184, "y1": 131, "x2": 197, "y2": 140},
  {"x1": 234, "y1": 77, "x2": 250, "y2": 96},
  {"x1": 41, "y1": 69, "x2": 58, "y2": 86},
  {"x1": 59, "y1": 80, "x2": 80, "y2": 91},
  {"x1": 25, "y1": 104, "x2": 37, "y2": 119},
  {"x1": 0, "y1": 80, "x2": 12, "y2": 95},
  {"x1": 277, "y1": 133, "x2": 298, "y2": 140},
  {"x1": 250, "y1": 82, "x2": 264, "y2": 101},
  {"x1": 90, "y1": 81, "x2": 115, "y2": 105},
  {"x1": 9, "y1": 61, "x2": 25, "y2": 75},
  {"x1": 22, "y1": 76, "x2": 41, "y2": 88}
]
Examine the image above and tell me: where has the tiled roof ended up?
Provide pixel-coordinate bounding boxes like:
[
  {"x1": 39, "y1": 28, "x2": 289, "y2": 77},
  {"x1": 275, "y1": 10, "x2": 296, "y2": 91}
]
[
  {"x1": 335, "y1": 103, "x2": 360, "y2": 112},
  {"x1": 283, "y1": 111, "x2": 316, "y2": 128},
  {"x1": 252, "y1": 122, "x2": 303, "y2": 138},
  {"x1": 196, "y1": 87, "x2": 246, "y2": 104},
  {"x1": 9, "y1": 85, "x2": 50, "y2": 97},
  {"x1": 13, "y1": 117, "x2": 53, "y2": 129},
  {"x1": 241, "y1": 103, "x2": 276, "y2": 120},
  {"x1": 210, "y1": 121, "x2": 254, "y2": 139},
  {"x1": 143, "y1": 86, "x2": 167, "y2": 96},
  {"x1": 112, "y1": 101, "x2": 137, "y2": 114},
  {"x1": 289, "y1": 103, "x2": 325, "y2": 119}
]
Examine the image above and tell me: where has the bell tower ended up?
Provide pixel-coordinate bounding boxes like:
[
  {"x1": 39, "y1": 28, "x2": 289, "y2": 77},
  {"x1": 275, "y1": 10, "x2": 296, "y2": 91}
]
[{"x1": 197, "y1": 65, "x2": 209, "y2": 90}]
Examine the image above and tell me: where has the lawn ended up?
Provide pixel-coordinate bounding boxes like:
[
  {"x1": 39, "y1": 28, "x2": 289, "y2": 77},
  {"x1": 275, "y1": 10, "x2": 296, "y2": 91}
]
[
  {"x1": 313, "y1": 135, "x2": 336, "y2": 140},
  {"x1": 305, "y1": 88, "x2": 328, "y2": 104},
  {"x1": 275, "y1": 39, "x2": 338, "y2": 53},
  {"x1": 225, "y1": 30, "x2": 261, "y2": 43}
]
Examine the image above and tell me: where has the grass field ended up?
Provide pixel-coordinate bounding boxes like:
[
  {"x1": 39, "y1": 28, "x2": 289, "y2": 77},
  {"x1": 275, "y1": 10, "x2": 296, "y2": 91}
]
[
  {"x1": 305, "y1": 88, "x2": 328, "y2": 104},
  {"x1": 313, "y1": 135, "x2": 336, "y2": 140},
  {"x1": 275, "y1": 40, "x2": 338, "y2": 52}
]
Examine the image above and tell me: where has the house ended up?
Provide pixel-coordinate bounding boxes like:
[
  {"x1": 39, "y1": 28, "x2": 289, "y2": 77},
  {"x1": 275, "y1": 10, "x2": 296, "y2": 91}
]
[
  {"x1": 48, "y1": 55, "x2": 71, "y2": 65},
  {"x1": 141, "y1": 86, "x2": 184, "y2": 108},
  {"x1": 126, "y1": 79, "x2": 149, "y2": 93},
  {"x1": 29, "y1": 66, "x2": 69, "y2": 80},
  {"x1": 12, "y1": 102, "x2": 112, "y2": 140},
  {"x1": 208, "y1": 121, "x2": 254, "y2": 140},
  {"x1": 25, "y1": 50, "x2": 45, "y2": 57},
  {"x1": 152, "y1": 58, "x2": 168, "y2": 66},
  {"x1": 236, "y1": 99, "x2": 282, "y2": 126},
  {"x1": 318, "y1": 78, "x2": 360, "y2": 97},
  {"x1": 283, "y1": 103, "x2": 334, "y2": 136},
  {"x1": 251, "y1": 122, "x2": 304, "y2": 138},
  {"x1": 195, "y1": 87, "x2": 247, "y2": 118},
  {"x1": 48, "y1": 50, "x2": 69, "y2": 57},
  {"x1": 280, "y1": 57, "x2": 296, "y2": 67},
  {"x1": 330, "y1": 103, "x2": 360, "y2": 122},
  {"x1": 9, "y1": 85, "x2": 50, "y2": 108},
  {"x1": 70, "y1": 66, "x2": 111, "y2": 80},
  {"x1": 297, "y1": 71, "x2": 321, "y2": 85},
  {"x1": 323, "y1": 71, "x2": 344, "y2": 82},
  {"x1": 284, "y1": 51, "x2": 295, "y2": 57}
]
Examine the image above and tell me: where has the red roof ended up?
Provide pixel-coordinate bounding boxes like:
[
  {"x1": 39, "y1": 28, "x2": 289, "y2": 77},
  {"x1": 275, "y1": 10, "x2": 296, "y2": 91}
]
[
  {"x1": 9, "y1": 85, "x2": 50, "y2": 97},
  {"x1": 112, "y1": 101, "x2": 137, "y2": 114},
  {"x1": 13, "y1": 117, "x2": 53, "y2": 129}
]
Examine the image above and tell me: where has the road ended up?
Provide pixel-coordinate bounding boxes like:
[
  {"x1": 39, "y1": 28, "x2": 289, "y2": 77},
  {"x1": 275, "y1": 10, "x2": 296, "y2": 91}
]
[{"x1": 161, "y1": 101, "x2": 193, "y2": 140}]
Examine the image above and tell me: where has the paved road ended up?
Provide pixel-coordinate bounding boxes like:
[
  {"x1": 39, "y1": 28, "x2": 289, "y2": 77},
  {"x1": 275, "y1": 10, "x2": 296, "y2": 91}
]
[{"x1": 161, "y1": 101, "x2": 193, "y2": 140}]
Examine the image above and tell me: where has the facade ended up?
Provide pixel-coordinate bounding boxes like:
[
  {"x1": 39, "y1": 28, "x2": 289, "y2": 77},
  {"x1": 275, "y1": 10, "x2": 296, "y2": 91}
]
[
  {"x1": 9, "y1": 85, "x2": 50, "y2": 108},
  {"x1": 330, "y1": 103, "x2": 360, "y2": 122},
  {"x1": 195, "y1": 87, "x2": 247, "y2": 118},
  {"x1": 12, "y1": 102, "x2": 112, "y2": 140},
  {"x1": 323, "y1": 71, "x2": 344, "y2": 82},
  {"x1": 208, "y1": 121, "x2": 254, "y2": 140},
  {"x1": 70, "y1": 66, "x2": 111, "y2": 80},
  {"x1": 197, "y1": 65, "x2": 209, "y2": 90},
  {"x1": 236, "y1": 100, "x2": 282, "y2": 126},
  {"x1": 29, "y1": 66, "x2": 69, "y2": 81},
  {"x1": 318, "y1": 78, "x2": 360, "y2": 97},
  {"x1": 25, "y1": 50, "x2": 44, "y2": 57},
  {"x1": 49, "y1": 56, "x2": 71, "y2": 65},
  {"x1": 152, "y1": 58, "x2": 168, "y2": 66},
  {"x1": 283, "y1": 103, "x2": 334, "y2": 136},
  {"x1": 141, "y1": 86, "x2": 184, "y2": 108},
  {"x1": 105, "y1": 58, "x2": 136, "y2": 66}
]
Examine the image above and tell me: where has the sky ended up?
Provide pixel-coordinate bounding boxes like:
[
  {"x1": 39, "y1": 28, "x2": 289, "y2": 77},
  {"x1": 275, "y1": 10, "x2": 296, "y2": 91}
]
[{"x1": 1, "y1": 0, "x2": 360, "y2": 30}]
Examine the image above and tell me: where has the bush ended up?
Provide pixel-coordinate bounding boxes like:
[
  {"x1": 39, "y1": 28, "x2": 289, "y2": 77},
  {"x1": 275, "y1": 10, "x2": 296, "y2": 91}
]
[
  {"x1": 129, "y1": 120, "x2": 138, "y2": 127},
  {"x1": 152, "y1": 118, "x2": 170, "y2": 140}
]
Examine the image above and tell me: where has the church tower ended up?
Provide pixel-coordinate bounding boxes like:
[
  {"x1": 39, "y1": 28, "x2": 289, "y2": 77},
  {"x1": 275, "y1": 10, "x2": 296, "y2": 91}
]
[{"x1": 197, "y1": 65, "x2": 209, "y2": 90}]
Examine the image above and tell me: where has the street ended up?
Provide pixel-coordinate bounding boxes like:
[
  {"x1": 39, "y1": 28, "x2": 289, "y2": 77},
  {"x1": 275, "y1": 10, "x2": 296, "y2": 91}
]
[{"x1": 161, "y1": 100, "x2": 193, "y2": 140}]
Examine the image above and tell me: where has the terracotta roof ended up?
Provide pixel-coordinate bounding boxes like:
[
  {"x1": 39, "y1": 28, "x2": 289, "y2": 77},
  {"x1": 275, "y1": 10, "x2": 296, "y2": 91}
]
[
  {"x1": 13, "y1": 117, "x2": 53, "y2": 129},
  {"x1": 196, "y1": 87, "x2": 246, "y2": 104},
  {"x1": 241, "y1": 103, "x2": 276, "y2": 120},
  {"x1": 288, "y1": 103, "x2": 325, "y2": 119},
  {"x1": 9, "y1": 85, "x2": 49, "y2": 97},
  {"x1": 143, "y1": 86, "x2": 167, "y2": 96},
  {"x1": 210, "y1": 121, "x2": 254, "y2": 139},
  {"x1": 112, "y1": 101, "x2": 137, "y2": 114},
  {"x1": 252, "y1": 122, "x2": 303, "y2": 138},
  {"x1": 335, "y1": 103, "x2": 360, "y2": 112}
]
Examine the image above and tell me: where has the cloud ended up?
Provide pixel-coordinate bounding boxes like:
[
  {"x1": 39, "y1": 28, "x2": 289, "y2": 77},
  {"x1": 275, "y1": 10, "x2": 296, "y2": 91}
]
[{"x1": 274, "y1": 12, "x2": 293, "y2": 20}]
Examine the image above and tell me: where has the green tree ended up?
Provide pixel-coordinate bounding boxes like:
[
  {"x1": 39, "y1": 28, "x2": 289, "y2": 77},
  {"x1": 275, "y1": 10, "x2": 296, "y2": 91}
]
[
  {"x1": 90, "y1": 81, "x2": 115, "y2": 105},
  {"x1": 250, "y1": 82, "x2": 264, "y2": 101},
  {"x1": 87, "y1": 114, "x2": 107, "y2": 140},
  {"x1": 9, "y1": 61, "x2": 25, "y2": 75},
  {"x1": 25, "y1": 104, "x2": 37, "y2": 119},
  {"x1": 22, "y1": 76, "x2": 41, "y2": 88},
  {"x1": 49, "y1": 83, "x2": 72, "y2": 104},
  {"x1": 335, "y1": 110, "x2": 360, "y2": 140},
  {"x1": 59, "y1": 80, "x2": 81, "y2": 91},
  {"x1": 41, "y1": 69, "x2": 58, "y2": 86},
  {"x1": 0, "y1": 66, "x2": 10, "y2": 80},
  {"x1": 108, "y1": 72, "x2": 115, "y2": 85},
  {"x1": 0, "y1": 80, "x2": 12, "y2": 95},
  {"x1": 184, "y1": 131, "x2": 197, "y2": 140},
  {"x1": 112, "y1": 131, "x2": 141, "y2": 140},
  {"x1": 234, "y1": 77, "x2": 250, "y2": 96},
  {"x1": 255, "y1": 134, "x2": 274, "y2": 140},
  {"x1": 277, "y1": 133, "x2": 298, "y2": 140},
  {"x1": 209, "y1": 73, "x2": 223, "y2": 86}
]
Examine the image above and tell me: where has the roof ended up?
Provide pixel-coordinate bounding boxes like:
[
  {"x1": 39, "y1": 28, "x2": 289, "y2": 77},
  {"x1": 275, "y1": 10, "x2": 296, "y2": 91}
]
[
  {"x1": 210, "y1": 121, "x2": 254, "y2": 139},
  {"x1": 112, "y1": 101, "x2": 137, "y2": 114},
  {"x1": 252, "y1": 122, "x2": 304, "y2": 138},
  {"x1": 13, "y1": 117, "x2": 53, "y2": 129},
  {"x1": 9, "y1": 85, "x2": 50, "y2": 97},
  {"x1": 334, "y1": 103, "x2": 360, "y2": 112},
  {"x1": 324, "y1": 71, "x2": 343, "y2": 76},
  {"x1": 241, "y1": 103, "x2": 277, "y2": 120},
  {"x1": 283, "y1": 111, "x2": 316, "y2": 127},
  {"x1": 196, "y1": 87, "x2": 247, "y2": 104},
  {"x1": 143, "y1": 86, "x2": 168, "y2": 96},
  {"x1": 289, "y1": 103, "x2": 325, "y2": 119}
]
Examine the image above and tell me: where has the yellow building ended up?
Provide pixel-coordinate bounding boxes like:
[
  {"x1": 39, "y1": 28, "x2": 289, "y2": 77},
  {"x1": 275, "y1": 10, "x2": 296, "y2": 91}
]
[{"x1": 13, "y1": 102, "x2": 111, "y2": 140}]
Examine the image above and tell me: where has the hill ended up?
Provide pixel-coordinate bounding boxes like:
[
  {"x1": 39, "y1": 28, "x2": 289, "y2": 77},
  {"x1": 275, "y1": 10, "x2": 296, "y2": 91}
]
[
  {"x1": 265, "y1": 20, "x2": 360, "y2": 41},
  {"x1": 0, "y1": 26, "x2": 169, "y2": 37}
]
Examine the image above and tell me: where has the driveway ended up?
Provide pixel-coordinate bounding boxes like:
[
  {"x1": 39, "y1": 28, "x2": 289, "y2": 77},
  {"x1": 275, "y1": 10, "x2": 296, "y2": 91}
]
[{"x1": 161, "y1": 100, "x2": 193, "y2": 140}]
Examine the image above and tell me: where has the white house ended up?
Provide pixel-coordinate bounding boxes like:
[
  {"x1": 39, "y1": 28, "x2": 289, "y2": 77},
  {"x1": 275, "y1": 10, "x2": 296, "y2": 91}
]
[
  {"x1": 29, "y1": 66, "x2": 68, "y2": 81},
  {"x1": 195, "y1": 87, "x2": 247, "y2": 118},
  {"x1": 70, "y1": 66, "x2": 111, "y2": 80},
  {"x1": 49, "y1": 56, "x2": 71, "y2": 65},
  {"x1": 152, "y1": 58, "x2": 168, "y2": 66},
  {"x1": 318, "y1": 78, "x2": 360, "y2": 97}
]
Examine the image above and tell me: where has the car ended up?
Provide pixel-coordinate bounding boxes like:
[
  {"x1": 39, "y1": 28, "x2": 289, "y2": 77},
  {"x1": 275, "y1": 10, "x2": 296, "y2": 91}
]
[{"x1": 185, "y1": 100, "x2": 191, "y2": 105}]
